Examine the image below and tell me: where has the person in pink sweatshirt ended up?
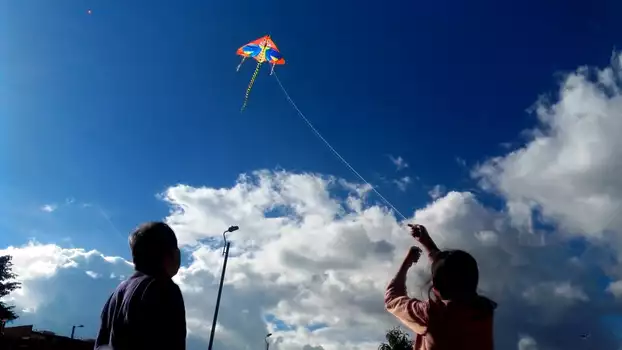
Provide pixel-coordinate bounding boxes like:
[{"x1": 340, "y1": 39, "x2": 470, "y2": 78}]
[{"x1": 384, "y1": 224, "x2": 497, "y2": 350}]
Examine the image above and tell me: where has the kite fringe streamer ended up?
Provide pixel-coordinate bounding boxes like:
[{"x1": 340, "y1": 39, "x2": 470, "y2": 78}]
[
  {"x1": 273, "y1": 72, "x2": 409, "y2": 222},
  {"x1": 236, "y1": 57, "x2": 246, "y2": 72}
]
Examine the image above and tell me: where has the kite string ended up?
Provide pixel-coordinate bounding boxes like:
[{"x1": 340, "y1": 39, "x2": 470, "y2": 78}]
[{"x1": 273, "y1": 72, "x2": 408, "y2": 221}]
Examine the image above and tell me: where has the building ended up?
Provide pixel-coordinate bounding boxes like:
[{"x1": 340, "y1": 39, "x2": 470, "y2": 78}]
[{"x1": 0, "y1": 325, "x2": 95, "y2": 350}]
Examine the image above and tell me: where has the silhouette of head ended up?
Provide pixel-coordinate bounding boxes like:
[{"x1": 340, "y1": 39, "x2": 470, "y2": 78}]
[
  {"x1": 431, "y1": 250, "x2": 479, "y2": 300},
  {"x1": 129, "y1": 222, "x2": 180, "y2": 278}
]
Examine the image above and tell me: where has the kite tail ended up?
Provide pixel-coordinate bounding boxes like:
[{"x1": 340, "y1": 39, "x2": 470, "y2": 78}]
[{"x1": 241, "y1": 62, "x2": 263, "y2": 112}]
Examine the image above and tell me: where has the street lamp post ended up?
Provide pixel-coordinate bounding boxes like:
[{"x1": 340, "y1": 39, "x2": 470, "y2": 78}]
[
  {"x1": 265, "y1": 333, "x2": 273, "y2": 350},
  {"x1": 70, "y1": 324, "x2": 83, "y2": 339},
  {"x1": 207, "y1": 225, "x2": 239, "y2": 350}
]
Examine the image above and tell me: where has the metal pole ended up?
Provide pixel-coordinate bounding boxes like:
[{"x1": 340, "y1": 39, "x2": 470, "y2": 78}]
[
  {"x1": 207, "y1": 241, "x2": 230, "y2": 350},
  {"x1": 71, "y1": 324, "x2": 83, "y2": 339},
  {"x1": 265, "y1": 333, "x2": 272, "y2": 350}
]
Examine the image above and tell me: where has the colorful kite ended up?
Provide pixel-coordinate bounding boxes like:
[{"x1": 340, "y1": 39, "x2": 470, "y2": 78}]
[{"x1": 236, "y1": 35, "x2": 285, "y2": 111}]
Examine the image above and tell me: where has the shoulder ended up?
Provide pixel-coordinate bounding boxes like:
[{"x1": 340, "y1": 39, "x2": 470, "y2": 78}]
[{"x1": 142, "y1": 278, "x2": 183, "y2": 304}]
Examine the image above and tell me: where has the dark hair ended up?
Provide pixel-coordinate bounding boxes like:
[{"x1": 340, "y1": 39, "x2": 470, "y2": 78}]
[
  {"x1": 429, "y1": 249, "x2": 497, "y2": 315},
  {"x1": 129, "y1": 222, "x2": 178, "y2": 274},
  {"x1": 431, "y1": 250, "x2": 479, "y2": 300}
]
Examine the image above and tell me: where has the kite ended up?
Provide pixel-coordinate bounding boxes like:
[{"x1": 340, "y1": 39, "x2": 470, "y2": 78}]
[{"x1": 236, "y1": 35, "x2": 285, "y2": 111}]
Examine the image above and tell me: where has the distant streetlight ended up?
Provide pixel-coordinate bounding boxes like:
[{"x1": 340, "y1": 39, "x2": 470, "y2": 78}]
[
  {"x1": 207, "y1": 226, "x2": 240, "y2": 350},
  {"x1": 70, "y1": 324, "x2": 84, "y2": 339},
  {"x1": 265, "y1": 333, "x2": 273, "y2": 350}
]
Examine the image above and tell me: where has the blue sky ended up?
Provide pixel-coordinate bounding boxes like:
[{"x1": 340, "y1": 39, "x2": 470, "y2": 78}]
[
  {"x1": 2, "y1": 0, "x2": 622, "y2": 348},
  {"x1": 3, "y1": 0, "x2": 620, "y2": 255}
]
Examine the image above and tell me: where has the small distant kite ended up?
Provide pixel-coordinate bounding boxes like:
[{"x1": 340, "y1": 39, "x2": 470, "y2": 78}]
[{"x1": 236, "y1": 35, "x2": 285, "y2": 111}]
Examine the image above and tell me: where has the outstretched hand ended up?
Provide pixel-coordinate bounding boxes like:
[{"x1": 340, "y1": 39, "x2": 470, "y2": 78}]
[
  {"x1": 408, "y1": 224, "x2": 430, "y2": 241},
  {"x1": 405, "y1": 246, "x2": 422, "y2": 265},
  {"x1": 407, "y1": 224, "x2": 440, "y2": 256}
]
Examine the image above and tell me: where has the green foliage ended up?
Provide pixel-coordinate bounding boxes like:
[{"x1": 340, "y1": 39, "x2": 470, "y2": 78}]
[
  {"x1": 378, "y1": 327, "x2": 414, "y2": 350},
  {"x1": 0, "y1": 255, "x2": 21, "y2": 321}
]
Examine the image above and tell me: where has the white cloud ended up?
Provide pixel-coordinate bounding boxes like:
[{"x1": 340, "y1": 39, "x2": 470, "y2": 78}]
[
  {"x1": 40, "y1": 204, "x2": 57, "y2": 213},
  {"x1": 474, "y1": 53, "x2": 622, "y2": 239},
  {"x1": 393, "y1": 176, "x2": 412, "y2": 192},
  {"x1": 474, "y1": 230, "x2": 499, "y2": 245},
  {"x1": 85, "y1": 271, "x2": 101, "y2": 279},
  {"x1": 606, "y1": 280, "x2": 622, "y2": 298},
  {"x1": 388, "y1": 155, "x2": 409, "y2": 171},
  {"x1": 161, "y1": 171, "x2": 616, "y2": 349},
  {"x1": 0, "y1": 242, "x2": 132, "y2": 339},
  {"x1": 523, "y1": 282, "x2": 589, "y2": 305},
  {"x1": 518, "y1": 335, "x2": 538, "y2": 350},
  {"x1": 428, "y1": 185, "x2": 446, "y2": 199},
  {"x1": 2, "y1": 170, "x2": 620, "y2": 349},
  {"x1": 2, "y1": 242, "x2": 83, "y2": 280}
]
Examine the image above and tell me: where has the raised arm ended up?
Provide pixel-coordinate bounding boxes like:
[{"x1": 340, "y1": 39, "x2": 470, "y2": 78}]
[
  {"x1": 408, "y1": 224, "x2": 440, "y2": 260},
  {"x1": 384, "y1": 246, "x2": 430, "y2": 335}
]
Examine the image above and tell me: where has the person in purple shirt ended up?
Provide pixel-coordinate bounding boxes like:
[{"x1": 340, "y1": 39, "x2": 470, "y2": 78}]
[{"x1": 95, "y1": 222, "x2": 186, "y2": 350}]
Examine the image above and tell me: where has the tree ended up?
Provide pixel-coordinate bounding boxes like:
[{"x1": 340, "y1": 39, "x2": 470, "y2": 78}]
[
  {"x1": 378, "y1": 327, "x2": 414, "y2": 350},
  {"x1": 0, "y1": 255, "x2": 21, "y2": 322}
]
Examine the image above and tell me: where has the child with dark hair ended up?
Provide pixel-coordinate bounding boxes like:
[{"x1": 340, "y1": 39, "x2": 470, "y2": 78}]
[
  {"x1": 385, "y1": 224, "x2": 497, "y2": 350},
  {"x1": 96, "y1": 222, "x2": 186, "y2": 350}
]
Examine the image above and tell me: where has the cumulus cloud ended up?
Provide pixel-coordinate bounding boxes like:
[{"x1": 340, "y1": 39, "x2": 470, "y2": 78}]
[
  {"x1": 161, "y1": 170, "x2": 618, "y2": 349},
  {"x1": 0, "y1": 242, "x2": 133, "y2": 338},
  {"x1": 4, "y1": 169, "x2": 620, "y2": 349},
  {"x1": 389, "y1": 155, "x2": 409, "y2": 171},
  {"x1": 475, "y1": 53, "x2": 622, "y2": 240},
  {"x1": 0, "y1": 242, "x2": 132, "y2": 312}
]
